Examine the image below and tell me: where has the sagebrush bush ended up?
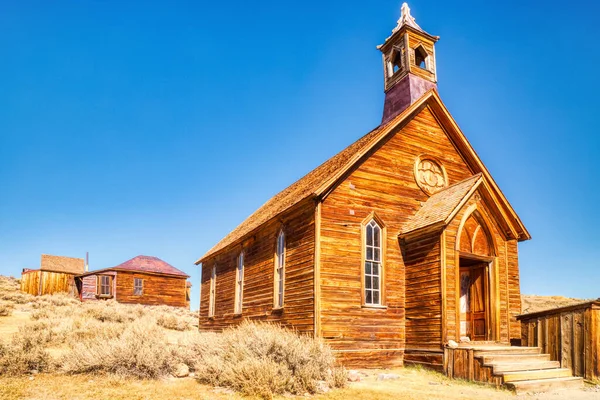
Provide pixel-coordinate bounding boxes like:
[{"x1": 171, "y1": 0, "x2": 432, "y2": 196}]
[
  {"x1": 0, "y1": 301, "x2": 14, "y2": 317},
  {"x1": 0, "y1": 327, "x2": 51, "y2": 376},
  {"x1": 61, "y1": 318, "x2": 178, "y2": 379},
  {"x1": 192, "y1": 321, "x2": 347, "y2": 398},
  {"x1": 156, "y1": 313, "x2": 191, "y2": 331}
]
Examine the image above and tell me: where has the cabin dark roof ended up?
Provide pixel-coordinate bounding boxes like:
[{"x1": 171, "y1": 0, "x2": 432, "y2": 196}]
[
  {"x1": 401, "y1": 174, "x2": 482, "y2": 235},
  {"x1": 78, "y1": 255, "x2": 189, "y2": 278},
  {"x1": 113, "y1": 256, "x2": 188, "y2": 277}
]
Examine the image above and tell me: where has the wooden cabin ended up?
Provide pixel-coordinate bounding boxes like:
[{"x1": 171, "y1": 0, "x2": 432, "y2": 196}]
[
  {"x1": 76, "y1": 255, "x2": 190, "y2": 308},
  {"x1": 21, "y1": 254, "x2": 84, "y2": 296},
  {"x1": 196, "y1": 3, "x2": 532, "y2": 370}
]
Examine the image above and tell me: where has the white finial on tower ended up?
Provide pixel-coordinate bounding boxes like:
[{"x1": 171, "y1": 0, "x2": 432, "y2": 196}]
[{"x1": 393, "y1": 2, "x2": 423, "y2": 33}]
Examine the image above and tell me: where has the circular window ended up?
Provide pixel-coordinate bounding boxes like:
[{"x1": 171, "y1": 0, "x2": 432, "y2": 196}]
[{"x1": 414, "y1": 156, "x2": 448, "y2": 195}]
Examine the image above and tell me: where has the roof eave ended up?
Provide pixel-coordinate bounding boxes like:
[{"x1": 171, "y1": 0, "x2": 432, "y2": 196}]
[{"x1": 196, "y1": 194, "x2": 319, "y2": 264}]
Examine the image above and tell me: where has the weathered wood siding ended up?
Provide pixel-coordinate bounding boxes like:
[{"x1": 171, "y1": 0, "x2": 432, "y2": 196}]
[
  {"x1": 80, "y1": 275, "x2": 99, "y2": 301},
  {"x1": 20, "y1": 269, "x2": 77, "y2": 296},
  {"x1": 20, "y1": 270, "x2": 41, "y2": 296},
  {"x1": 115, "y1": 271, "x2": 188, "y2": 308},
  {"x1": 319, "y1": 105, "x2": 474, "y2": 365},
  {"x1": 404, "y1": 232, "x2": 441, "y2": 350},
  {"x1": 507, "y1": 239, "x2": 522, "y2": 343},
  {"x1": 519, "y1": 302, "x2": 600, "y2": 381},
  {"x1": 199, "y1": 199, "x2": 315, "y2": 334}
]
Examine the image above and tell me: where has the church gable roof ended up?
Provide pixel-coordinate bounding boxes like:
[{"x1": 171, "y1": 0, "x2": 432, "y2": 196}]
[
  {"x1": 401, "y1": 174, "x2": 483, "y2": 236},
  {"x1": 197, "y1": 90, "x2": 530, "y2": 264}
]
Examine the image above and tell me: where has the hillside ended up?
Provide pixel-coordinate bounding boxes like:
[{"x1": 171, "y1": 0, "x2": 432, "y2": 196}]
[{"x1": 521, "y1": 294, "x2": 591, "y2": 315}]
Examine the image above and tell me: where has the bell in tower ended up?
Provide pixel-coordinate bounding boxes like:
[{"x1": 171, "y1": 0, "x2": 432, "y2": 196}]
[{"x1": 378, "y1": 3, "x2": 439, "y2": 124}]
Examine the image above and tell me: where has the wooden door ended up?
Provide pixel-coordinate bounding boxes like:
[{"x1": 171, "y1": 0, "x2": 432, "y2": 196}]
[
  {"x1": 459, "y1": 264, "x2": 488, "y2": 341},
  {"x1": 470, "y1": 266, "x2": 487, "y2": 340}
]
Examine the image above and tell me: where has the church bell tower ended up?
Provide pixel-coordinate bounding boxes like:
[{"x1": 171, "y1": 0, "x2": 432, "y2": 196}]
[{"x1": 378, "y1": 3, "x2": 439, "y2": 124}]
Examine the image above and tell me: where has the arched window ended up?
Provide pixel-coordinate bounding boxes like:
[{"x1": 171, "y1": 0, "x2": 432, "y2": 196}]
[
  {"x1": 414, "y1": 45, "x2": 428, "y2": 70},
  {"x1": 234, "y1": 252, "x2": 244, "y2": 314},
  {"x1": 274, "y1": 230, "x2": 285, "y2": 308},
  {"x1": 458, "y1": 212, "x2": 494, "y2": 257},
  {"x1": 208, "y1": 265, "x2": 216, "y2": 318},
  {"x1": 364, "y1": 219, "x2": 383, "y2": 305}
]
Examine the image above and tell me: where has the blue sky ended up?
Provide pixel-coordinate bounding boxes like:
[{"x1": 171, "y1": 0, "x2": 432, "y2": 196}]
[{"x1": 1, "y1": 1, "x2": 598, "y2": 308}]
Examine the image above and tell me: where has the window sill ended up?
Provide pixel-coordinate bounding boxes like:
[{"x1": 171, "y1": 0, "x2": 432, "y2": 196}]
[
  {"x1": 96, "y1": 294, "x2": 113, "y2": 299},
  {"x1": 233, "y1": 312, "x2": 243, "y2": 318},
  {"x1": 272, "y1": 307, "x2": 284, "y2": 314},
  {"x1": 208, "y1": 316, "x2": 215, "y2": 320},
  {"x1": 361, "y1": 304, "x2": 388, "y2": 310}
]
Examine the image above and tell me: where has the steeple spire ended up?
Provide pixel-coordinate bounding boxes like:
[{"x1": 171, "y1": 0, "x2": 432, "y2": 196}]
[
  {"x1": 378, "y1": 3, "x2": 439, "y2": 124},
  {"x1": 394, "y1": 2, "x2": 423, "y2": 33}
]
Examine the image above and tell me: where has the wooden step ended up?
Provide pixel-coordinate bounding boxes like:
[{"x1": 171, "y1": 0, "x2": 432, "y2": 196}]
[
  {"x1": 474, "y1": 347, "x2": 541, "y2": 357},
  {"x1": 501, "y1": 368, "x2": 572, "y2": 382},
  {"x1": 505, "y1": 377, "x2": 584, "y2": 394},
  {"x1": 489, "y1": 360, "x2": 560, "y2": 374},
  {"x1": 480, "y1": 353, "x2": 551, "y2": 364}
]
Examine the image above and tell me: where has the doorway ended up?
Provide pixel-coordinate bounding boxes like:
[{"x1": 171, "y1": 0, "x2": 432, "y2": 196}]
[{"x1": 459, "y1": 257, "x2": 490, "y2": 341}]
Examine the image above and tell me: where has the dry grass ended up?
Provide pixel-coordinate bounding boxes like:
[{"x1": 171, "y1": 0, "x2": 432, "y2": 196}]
[
  {"x1": 0, "y1": 368, "x2": 517, "y2": 400},
  {"x1": 0, "y1": 276, "x2": 345, "y2": 397},
  {"x1": 0, "y1": 302, "x2": 14, "y2": 317}
]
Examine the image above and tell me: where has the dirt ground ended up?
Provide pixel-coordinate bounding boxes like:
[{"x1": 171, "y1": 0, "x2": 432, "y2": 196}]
[{"x1": 2, "y1": 369, "x2": 600, "y2": 400}]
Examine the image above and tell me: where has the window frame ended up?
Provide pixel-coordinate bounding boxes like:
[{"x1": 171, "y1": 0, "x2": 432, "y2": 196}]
[
  {"x1": 97, "y1": 275, "x2": 113, "y2": 298},
  {"x1": 273, "y1": 229, "x2": 286, "y2": 309},
  {"x1": 234, "y1": 251, "x2": 244, "y2": 315},
  {"x1": 133, "y1": 277, "x2": 143, "y2": 296},
  {"x1": 208, "y1": 265, "x2": 216, "y2": 318},
  {"x1": 361, "y1": 213, "x2": 387, "y2": 308}
]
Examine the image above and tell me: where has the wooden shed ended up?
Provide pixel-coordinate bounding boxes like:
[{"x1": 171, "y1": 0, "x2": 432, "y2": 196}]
[
  {"x1": 20, "y1": 254, "x2": 84, "y2": 296},
  {"x1": 518, "y1": 300, "x2": 600, "y2": 381},
  {"x1": 75, "y1": 255, "x2": 190, "y2": 308}
]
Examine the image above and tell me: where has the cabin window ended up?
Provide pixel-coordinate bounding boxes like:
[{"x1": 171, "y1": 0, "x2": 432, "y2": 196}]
[
  {"x1": 98, "y1": 275, "x2": 112, "y2": 297},
  {"x1": 208, "y1": 265, "x2": 216, "y2": 318},
  {"x1": 133, "y1": 278, "x2": 143, "y2": 296},
  {"x1": 364, "y1": 219, "x2": 383, "y2": 305},
  {"x1": 234, "y1": 252, "x2": 244, "y2": 314},
  {"x1": 274, "y1": 230, "x2": 285, "y2": 308},
  {"x1": 414, "y1": 45, "x2": 428, "y2": 70}
]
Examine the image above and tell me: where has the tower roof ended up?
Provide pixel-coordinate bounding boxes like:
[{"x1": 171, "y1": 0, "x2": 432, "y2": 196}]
[
  {"x1": 379, "y1": 2, "x2": 438, "y2": 49},
  {"x1": 393, "y1": 3, "x2": 423, "y2": 33}
]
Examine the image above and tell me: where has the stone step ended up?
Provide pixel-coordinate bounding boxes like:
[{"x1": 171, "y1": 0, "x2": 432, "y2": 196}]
[
  {"x1": 505, "y1": 377, "x2": 584, "y2": 394},
  {"x1": 489, "y1": 360, "x2": 560, "y2": 374},
  {"x1": 474, "y1": 347, "x2": 541, "y2": 357},
  {"x1": 501, "y1": 368, "x2": 572, "y2": 383},
  {"x1": 480, "y1": 353, "x2": 551, "y2": 364}
]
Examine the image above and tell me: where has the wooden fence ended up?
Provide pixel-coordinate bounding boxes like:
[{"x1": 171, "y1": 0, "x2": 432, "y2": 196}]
[{"x1": 518, "y1": 300, "x2": 600, "y2": 381}]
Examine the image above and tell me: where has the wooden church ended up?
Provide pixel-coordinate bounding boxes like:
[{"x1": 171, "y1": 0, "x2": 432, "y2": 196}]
[{"x1": 197, "y1": 3, "x2": 583, "y2": 391}]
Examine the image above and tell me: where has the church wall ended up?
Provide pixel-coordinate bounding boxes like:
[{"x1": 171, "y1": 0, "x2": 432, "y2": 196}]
[
  {"x1": 199, "y1": 199, "x2": 316, "y2": 335},
  {"x1": 319, "y1": 105, "x2": 474, "y2": 366}
]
